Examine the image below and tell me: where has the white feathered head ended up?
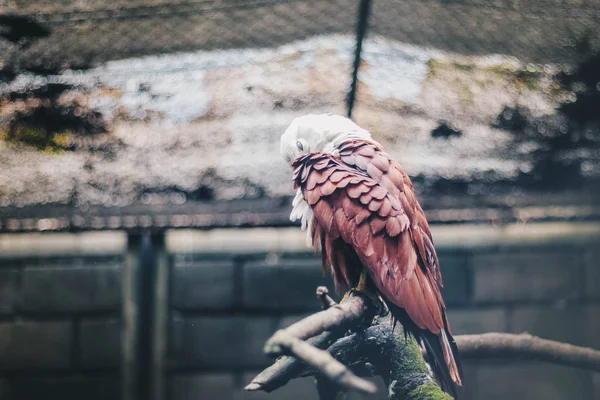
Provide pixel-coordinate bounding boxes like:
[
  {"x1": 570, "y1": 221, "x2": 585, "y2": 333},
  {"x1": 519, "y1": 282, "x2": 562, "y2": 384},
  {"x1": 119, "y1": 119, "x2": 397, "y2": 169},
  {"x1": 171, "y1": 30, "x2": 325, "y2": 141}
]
[{"x1": 280, "y1": 114, "x2": 372, "y2": 165}]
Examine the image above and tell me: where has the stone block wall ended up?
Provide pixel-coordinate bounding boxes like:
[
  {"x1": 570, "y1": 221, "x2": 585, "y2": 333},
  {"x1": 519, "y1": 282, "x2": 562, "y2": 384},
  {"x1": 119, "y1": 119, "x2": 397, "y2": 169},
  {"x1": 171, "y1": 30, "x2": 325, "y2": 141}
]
[
  {"x1": 166, "y1": 228, "x2": 600, "y2": 400},
  {"x1": 0, "y1": 225, "x2": 599, "y2": 400},
  {"x1": 0, "y1": 255, "x2": 123, "y2": 400}
]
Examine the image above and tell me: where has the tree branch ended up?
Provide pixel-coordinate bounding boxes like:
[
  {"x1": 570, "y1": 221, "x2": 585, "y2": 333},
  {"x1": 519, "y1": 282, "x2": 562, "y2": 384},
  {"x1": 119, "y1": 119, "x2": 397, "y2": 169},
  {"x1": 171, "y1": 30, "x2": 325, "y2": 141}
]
[
  {"x1": 245, "y1": 331, "x2": 336, "y2": 393},
  {"x1": 258, "y1": 292, "x2": 378, "y2": 394},
  {"x1": 267, "y1": 329, "x2": 377, "y2": 394},
  {"x1": 304, "y1": 324, "x2": 600, "y2": 377},
  {"x1": 264, "y1": 292, "x2": 374, "y2": 353},
  {"x1": 246, "y1": 286, "x2": 600, "y2": 398},
  {"x1": 454, "y1": 333, "x2": 600, "y2": 372},
  {"x1": 245, "y1": 290, "x2": 374, "y2": 393},
  {"x1": 316, "y1": 286, "x2": 337, "y2": 310}
]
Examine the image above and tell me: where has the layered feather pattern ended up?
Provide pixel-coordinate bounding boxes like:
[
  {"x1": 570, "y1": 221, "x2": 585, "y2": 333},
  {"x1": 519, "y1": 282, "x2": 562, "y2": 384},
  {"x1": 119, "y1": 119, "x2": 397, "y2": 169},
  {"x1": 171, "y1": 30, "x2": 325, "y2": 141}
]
[{"x1": 291, "y1": 139, "x2": 462, "y2": 391}]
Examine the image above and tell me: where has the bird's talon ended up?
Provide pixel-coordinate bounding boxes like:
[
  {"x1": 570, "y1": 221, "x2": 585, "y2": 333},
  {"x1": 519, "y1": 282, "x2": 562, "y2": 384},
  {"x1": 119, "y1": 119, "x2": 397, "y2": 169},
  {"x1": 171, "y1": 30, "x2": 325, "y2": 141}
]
[{"x1": 340, "y1": 291, "x2": 351, "y2": 303}]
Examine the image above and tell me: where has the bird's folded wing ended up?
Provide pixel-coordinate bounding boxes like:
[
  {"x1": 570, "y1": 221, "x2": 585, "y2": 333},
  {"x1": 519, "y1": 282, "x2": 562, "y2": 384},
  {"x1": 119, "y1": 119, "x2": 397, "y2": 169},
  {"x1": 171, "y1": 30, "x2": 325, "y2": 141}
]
[
  {"x1": 292, "y1": 150, "x2": 446, "y2": 335},
  {"x1": 337, "y1": 140, "x2": 443, "y2": 286}
]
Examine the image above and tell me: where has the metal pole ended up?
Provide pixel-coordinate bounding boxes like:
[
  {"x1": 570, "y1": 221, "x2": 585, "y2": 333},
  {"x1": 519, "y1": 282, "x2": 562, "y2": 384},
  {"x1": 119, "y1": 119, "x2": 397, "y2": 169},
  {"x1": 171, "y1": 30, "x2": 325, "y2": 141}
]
[
  {"x1": 137, "y1": 232, "x2": 155, "y2": 400},
  {"x1": 122, "y1": 231, "x2": 166, "y2": 400},
  {"x1": 347, "y1": 0, "x2": 372, "y2": 119},
  {"x1": 122, "y1": 233, "x2": 141, "y2": 400},
  {"x1": 152, "y1": 236, "x2": 169, "y2": 400}
]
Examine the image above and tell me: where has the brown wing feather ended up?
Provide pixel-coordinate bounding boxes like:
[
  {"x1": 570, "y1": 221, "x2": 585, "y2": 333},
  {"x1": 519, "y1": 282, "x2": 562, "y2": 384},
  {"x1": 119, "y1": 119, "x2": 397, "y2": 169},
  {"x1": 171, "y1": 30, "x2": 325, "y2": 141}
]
[
  {"x1": 292, "y1": 144, "x2": 461, "y2": 387},
  {"x1": 337, "y1": 140, "x2": 443, "y2": 286}
]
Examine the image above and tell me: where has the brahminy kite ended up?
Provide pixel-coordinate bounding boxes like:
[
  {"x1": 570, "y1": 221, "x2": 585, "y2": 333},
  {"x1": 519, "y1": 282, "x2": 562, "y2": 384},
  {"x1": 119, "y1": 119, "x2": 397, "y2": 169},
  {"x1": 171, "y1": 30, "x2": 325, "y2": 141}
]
[{"x1": 280, "y1": 114, "x2": 462, "y2": 395}]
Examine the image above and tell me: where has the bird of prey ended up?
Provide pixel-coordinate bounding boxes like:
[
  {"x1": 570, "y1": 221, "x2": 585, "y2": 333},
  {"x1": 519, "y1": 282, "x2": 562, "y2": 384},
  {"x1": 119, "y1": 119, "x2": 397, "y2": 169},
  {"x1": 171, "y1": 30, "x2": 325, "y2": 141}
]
[{"x1": 280, "y1": 114, "x2": 462, "y2": 395}]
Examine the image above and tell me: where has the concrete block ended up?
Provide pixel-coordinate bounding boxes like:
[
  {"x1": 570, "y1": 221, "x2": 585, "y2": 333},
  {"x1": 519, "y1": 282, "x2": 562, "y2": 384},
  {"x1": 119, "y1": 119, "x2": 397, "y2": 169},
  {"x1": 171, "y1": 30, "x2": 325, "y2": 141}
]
[
  {"x1": 171, "y1": 259, "x2": 235, "y2": 309},
  {"x1": 8, "y1": 375, "x2": 119, "y2": 400},
  {"x1": 170, "y1": 374, "x2": 236, "y2": 400},
  {"x1": 0, "y1": 377, "x2": 10, "y2": 400},
  {"x1": 0, "y1": 321, "x2": 72, "y2": 370},
  {"x1": 472, "y1": 251, "x2": 581, "y2": 303},
  {"x1": 510, "y1": 304, "x2": 600, "y2": 349},
  {"x1": 240, "y1": 372, "x2": 388, "y2": 400},
  {"x1": 243, "y1": 253, "x2": 468, "y2": 309},
  {"x1": 79, "y1": 318, "x2": 121, "y2": 369},
  {"x1": 446, "y1": 307, "x2": 508, "y2": 334},
  {"x1": 239, "y1": 376, "x2": 317, "y2": 400},
  {"x1": 20, "y1": 263, "x2": 121, "y2": 312},
  {"x1": 0, "y1": 269, "x2": 19, "y2": 315},
  {"x1": 584, "y1": 249, "x2": 600, "y2": 300},
  {"x1": 169, "y1": 315, "x2": 275, "y2": 369},
  {"x1": 456, "y1": 362, "x2": 480, "y2": 400},
  {"x1": 469, "y1": 362, "x2": 595, "y2": 400},
  {"x1": 169, "y1": 372, "x2": 371, "y2": 400},
  {"x1": 438, "y1": 252, "x2": 470, "y2": 305},
  {"x1": 592, "y1": 372, "x2": 600, "y2": 400},
  {"x1": 242, "y1": 259, "x2": 330, "y2": 311},
  {"x1": 583, "y1": 304, "x2": 600, "y2": 350}
]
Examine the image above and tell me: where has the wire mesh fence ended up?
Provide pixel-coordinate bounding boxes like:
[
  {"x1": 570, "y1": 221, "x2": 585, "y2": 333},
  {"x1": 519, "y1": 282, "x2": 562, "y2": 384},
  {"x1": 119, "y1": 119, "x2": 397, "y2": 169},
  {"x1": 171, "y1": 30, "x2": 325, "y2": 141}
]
[
  {"x1": 1, "y1": 0, "x2": 358, "y2": 71},
  {"x1": 2, "y1": 0, "x2": 599, "y2": 99},
  {"x1": 2, "y1": 1, "x2": 599, "y2": 72},
  {"x1": 370, "y1": 0, "x2": 600, "y2": 62},
  {"x1": 0, "y1": 0, "x2": 600, "y2": 219}
]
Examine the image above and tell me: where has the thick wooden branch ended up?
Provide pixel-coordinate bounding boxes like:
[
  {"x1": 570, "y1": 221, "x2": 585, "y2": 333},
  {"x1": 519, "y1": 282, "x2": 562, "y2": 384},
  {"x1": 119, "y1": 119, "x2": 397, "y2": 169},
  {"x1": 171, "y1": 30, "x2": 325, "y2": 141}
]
[
  {"x1": 255, "y1": 292, "x2": 378, "y2": 394},
  {"x1": 246, "y1": 290, "x2": 375, "y2": 393},
  {"x1": 326, "y1": 316, "x2": 451, "y2": 399},
  {"x1": 245, "y1": 332, "x2": 336, "y2": 393},
  {"x1": 309, "y1": 324, "x2": 600, "y2": 375},
  {"x1": 247, "y1": 286, "x2": 600, "y2": 398},
  {"x1": 324, "y1": 324, "x2": 600, "y2": 375},
  {"x1": 316, "y1": 286, "x2": 338, "y2": 310},
  {"x1": 266, "y1": 329, "x2": 377, "y2": 394},
  {"x1": 264, "y1": 292, "x2": 374, "y2": 353},
  {"x1": 455, "y1": 333, "x2": 600, "y2": 372}
]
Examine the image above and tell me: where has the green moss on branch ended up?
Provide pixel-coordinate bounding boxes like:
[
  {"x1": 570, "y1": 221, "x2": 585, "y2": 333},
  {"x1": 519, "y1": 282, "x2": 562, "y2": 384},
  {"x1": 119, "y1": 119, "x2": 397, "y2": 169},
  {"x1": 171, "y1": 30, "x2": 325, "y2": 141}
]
[
  {"x1": 371, "y1": 321, "x2": 452, "y2": 400},
  {"x1": 404, "y1": 382, "x2": 453, "y2": 400}
]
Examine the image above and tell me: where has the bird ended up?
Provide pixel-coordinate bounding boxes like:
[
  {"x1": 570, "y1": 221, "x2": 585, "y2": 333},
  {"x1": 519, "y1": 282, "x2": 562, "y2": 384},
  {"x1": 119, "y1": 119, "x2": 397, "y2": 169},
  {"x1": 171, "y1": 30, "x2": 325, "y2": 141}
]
[{"x1": 280, "y1": 114, "x2": 463, "y2": 396}]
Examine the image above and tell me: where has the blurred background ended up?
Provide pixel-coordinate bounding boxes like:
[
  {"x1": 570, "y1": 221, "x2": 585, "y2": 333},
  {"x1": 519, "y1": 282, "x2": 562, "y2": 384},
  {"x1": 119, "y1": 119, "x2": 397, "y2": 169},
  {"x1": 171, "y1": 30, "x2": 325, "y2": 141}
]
[{"x1": 0, "y1": 0, "x2": 600, "y2": 399}]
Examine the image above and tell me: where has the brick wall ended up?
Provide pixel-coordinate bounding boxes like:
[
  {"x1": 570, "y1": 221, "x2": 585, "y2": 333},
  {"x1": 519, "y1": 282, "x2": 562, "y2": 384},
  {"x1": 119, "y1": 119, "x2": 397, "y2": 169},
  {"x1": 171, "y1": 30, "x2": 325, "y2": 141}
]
[
  {"x1": 0, "y1": 224, "x2": 599, "y2": 400},
  {"x1": 166, "y1": 226, "x2": 600, "y2": 400},
  {"x1": 0, "y1": 255, "x2": 123, "y2": 400}
]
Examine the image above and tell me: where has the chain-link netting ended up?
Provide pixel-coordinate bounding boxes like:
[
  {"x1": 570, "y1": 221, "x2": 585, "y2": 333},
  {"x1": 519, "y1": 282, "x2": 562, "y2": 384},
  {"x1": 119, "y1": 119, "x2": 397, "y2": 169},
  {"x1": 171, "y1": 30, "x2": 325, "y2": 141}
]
[
  {"x1": 350, "y1": 0, "x2": 600, "y2": 199},
  {"x1": 1, "y1": 0, "x2": 358, "y2": 71},
  {"x1": 1, "y1": 0, "x2": 600, "y2": 216},
  {"x1": 369, "y1": 0, "x2": 599, "y2": 63},
  {"x1": 3, "y1": 0, "x2": 598, "y2": 70},
  {"x1": 3, "y1": 0, "x2": 597, "y2": 74}
]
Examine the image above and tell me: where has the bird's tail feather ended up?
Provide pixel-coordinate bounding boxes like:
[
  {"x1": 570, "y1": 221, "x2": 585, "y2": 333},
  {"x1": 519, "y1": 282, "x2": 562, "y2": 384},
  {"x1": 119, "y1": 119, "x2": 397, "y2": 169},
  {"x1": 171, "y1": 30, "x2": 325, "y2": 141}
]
[
  {"x1": 387, "y1": 303, "x2": 462, "y2": 399},
  {"x1": 422, "y1": 330, "x2": 462, "y2": 399}
]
